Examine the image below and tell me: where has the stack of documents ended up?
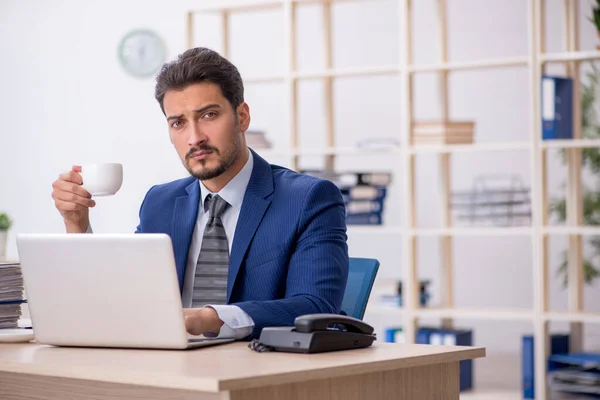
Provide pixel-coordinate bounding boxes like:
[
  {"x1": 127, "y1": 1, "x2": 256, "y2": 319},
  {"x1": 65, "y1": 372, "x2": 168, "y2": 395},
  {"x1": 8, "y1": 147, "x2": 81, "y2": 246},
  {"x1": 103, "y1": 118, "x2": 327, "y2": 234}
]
[
  {"x1": 0, "y1": 262, "x2": 25, "y2": 329},
  {"x1": 548, "y1": 353, "x2": 600, "y2": 396}
]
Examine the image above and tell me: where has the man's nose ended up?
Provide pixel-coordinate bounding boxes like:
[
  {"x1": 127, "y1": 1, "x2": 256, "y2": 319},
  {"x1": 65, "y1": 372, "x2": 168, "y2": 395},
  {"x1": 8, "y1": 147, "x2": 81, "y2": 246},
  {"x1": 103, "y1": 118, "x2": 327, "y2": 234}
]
[{"x1": 187, "y1": 123, "x2": 208, "y2": 147}]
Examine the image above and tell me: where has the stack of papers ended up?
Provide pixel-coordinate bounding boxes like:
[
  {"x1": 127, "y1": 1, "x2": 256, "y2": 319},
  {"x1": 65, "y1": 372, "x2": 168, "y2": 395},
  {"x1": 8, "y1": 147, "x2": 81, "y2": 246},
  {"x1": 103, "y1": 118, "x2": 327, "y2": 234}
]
[
  {"x1": 548, "y1": 353, "x2": 600, "y2": 396},
  {"x1": 0, "y1": 262, "x2": 25, "y2": 329}
]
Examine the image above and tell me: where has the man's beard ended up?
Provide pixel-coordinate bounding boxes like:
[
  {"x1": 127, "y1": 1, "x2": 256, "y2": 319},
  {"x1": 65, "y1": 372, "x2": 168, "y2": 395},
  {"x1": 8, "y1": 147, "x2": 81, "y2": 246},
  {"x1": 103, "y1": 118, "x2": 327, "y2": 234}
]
[{"x1": 184, "y1": 132, "x2": 241, "y2": 181}]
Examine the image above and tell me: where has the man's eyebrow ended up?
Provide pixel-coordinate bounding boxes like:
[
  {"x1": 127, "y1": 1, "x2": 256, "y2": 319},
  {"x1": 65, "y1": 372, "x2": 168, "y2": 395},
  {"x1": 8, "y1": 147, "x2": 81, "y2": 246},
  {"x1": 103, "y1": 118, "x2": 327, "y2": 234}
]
[
  {"x1": 166, "y1": 104, "x2": 222, "y2": 121},
  {"x1": 193, "y1": 104, "x2": 221, "y2": 114},
  {"x1": 166, "y1": 114, "x2": 183, "y2": 121}
]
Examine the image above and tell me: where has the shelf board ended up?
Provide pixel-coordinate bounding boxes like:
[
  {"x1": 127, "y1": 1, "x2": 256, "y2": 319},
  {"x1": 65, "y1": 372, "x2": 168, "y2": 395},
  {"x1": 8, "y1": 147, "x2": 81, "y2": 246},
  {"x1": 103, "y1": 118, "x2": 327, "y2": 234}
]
[
  {"x1": 540, "y1": 139, "x2": 600, "y2": 149},
  {"x1": 543, "y1": 226, "x2": 600, "y2": 235},
  {"x1": 293, "y1": 65, "x2": 400, "y2": 79},
  {"x1": 409, "y1": 56, "x2": 529, "y2": 73},
  {"x1": 460, "y1": 390, "x2": 524, "y2": 400},
  {"x1": 544, "y1": 311, "x2": 600, "y2": 324},
  {"x1": 294, "y1": 0, "x2": 377, "y2": 4},
  {"x1": 416, "y1": 307, "x2": 534, "y2": 321},
  {"x1": 347, "y1": 226, "x2": 403, "y2": 235},
  {"x1": 365, "y1": 304, "x2": 404, "y2": 316},
  {"x1": 192, "y1": 0, "x2": 282, "y2": 13},
  {"x1": 540, "y1": 50, "x2": 600, "y2": 63},
  {"x1": 409, "y1": 142, "x2": 530, "y2": 154},
  {"x1": 410, "y1": 227, "x2": 532, "y2": 236},
  {"x1": 366, "y1": 305, "x2": 534, "y2": 321},
  {"x1": 255, "y1": 146, "x2": 401, "y2": 157},
  {"x1": 244, "y1": 75, "x2": 286, "y2": 84},
  {"x1": 301, "y1": 146, "x2": 401, "y2": 156}
]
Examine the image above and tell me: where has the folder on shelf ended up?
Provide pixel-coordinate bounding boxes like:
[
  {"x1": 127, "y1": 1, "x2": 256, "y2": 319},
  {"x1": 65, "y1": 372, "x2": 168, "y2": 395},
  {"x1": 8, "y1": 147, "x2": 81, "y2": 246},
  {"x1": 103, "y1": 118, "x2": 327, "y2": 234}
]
[
  {"x1": 521, "y1": 333, "x2": 570, "y2": 399},
  {"x1": 384, "y1": 326, "x2": 473, "y2": 391},
  {"x1": 548, "y1": 353, "x2": 600, "y2": 370},
  {"x1": 541, "y1": 75, "x2": 573, "y2": 140}
]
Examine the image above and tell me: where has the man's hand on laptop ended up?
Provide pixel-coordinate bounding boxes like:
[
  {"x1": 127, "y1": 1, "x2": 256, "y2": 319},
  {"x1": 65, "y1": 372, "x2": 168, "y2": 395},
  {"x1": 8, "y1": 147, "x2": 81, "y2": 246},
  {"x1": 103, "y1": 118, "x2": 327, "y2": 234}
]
[
  {"x1": 52, "y1": 165, "x2": 95, "y2": 233},
  {"x1": 183, "y1": 307, "x2": 224, "y2": 336}
]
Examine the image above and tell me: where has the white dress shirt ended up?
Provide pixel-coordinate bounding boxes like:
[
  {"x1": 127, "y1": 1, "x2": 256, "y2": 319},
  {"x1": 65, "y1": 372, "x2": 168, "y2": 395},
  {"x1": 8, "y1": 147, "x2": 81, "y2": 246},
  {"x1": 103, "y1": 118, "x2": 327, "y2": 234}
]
[{"x1": 180, "y1": 148, "x2": 255, "y2": 339}]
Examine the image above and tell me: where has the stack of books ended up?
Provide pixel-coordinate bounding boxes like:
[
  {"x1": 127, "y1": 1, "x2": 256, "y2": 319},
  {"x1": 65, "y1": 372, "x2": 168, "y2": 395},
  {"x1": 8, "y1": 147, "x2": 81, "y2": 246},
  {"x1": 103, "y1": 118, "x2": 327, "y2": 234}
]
[
  {"x1": 245, "y1": 130, "x2": 272, "y2": 149},
  {"x1": 0, "y1": 262, "x2": 25, "y2": 329},
  {"x1": 301, "y1": 170, "x2": 392, "y2": 225},
  {"x1": 412, "y1": 120, "x2": 475, "y2": 146}
]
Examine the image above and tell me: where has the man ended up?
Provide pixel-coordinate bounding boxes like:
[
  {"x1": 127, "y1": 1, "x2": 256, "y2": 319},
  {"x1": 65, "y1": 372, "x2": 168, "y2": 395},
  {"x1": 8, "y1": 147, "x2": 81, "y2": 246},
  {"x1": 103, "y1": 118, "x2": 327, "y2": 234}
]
[{"x1": 51, "y1": 47, "x2": 349, "y2": 340}]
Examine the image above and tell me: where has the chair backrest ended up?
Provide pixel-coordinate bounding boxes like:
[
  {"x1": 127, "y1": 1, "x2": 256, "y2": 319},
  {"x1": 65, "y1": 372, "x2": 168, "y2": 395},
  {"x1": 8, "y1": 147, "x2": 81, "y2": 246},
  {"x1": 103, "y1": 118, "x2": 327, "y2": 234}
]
[{"x1": 341, "y1": 257, "x2": 380, "y2": 320}]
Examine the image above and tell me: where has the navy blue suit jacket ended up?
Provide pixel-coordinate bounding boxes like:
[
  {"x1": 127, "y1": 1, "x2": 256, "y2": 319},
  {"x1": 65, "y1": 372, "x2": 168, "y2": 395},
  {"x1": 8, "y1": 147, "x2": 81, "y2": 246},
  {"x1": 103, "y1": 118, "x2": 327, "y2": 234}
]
[{"x1": 135, "y1": 149, "x2": 349, "y2": 339}]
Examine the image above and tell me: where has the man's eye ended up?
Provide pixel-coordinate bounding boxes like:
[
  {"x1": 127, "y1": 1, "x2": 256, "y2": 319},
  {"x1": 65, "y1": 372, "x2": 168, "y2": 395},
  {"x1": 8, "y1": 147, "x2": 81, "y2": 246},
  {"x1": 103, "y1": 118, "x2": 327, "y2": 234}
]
[
  {"x1": 203, "y1": 112, "x2": 217, "y2": 119},
  {"x1": 171, "y1": 120, "x2": 182, "y2": 128}
]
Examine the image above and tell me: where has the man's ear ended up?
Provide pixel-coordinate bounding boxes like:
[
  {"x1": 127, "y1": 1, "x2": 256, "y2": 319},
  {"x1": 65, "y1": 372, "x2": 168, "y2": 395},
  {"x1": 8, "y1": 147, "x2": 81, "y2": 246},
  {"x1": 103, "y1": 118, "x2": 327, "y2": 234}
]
[{"x1": 237, "y1": 102, "x2": 251, "y2": 133}]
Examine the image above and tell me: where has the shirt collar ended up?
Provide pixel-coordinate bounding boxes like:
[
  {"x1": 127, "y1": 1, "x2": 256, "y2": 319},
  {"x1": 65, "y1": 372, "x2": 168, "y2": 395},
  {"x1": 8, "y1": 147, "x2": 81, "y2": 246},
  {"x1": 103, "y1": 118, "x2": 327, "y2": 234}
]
[{"x1": 199, "y1": 148, "x2": 253, "y2": 212}]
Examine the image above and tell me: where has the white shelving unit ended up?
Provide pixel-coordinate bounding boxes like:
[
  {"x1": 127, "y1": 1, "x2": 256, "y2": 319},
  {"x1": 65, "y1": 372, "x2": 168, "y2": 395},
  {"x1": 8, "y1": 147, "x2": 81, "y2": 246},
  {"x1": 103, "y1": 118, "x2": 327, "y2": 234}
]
[{"x1": 188, "y1": 1, "x2": 600, "y2": 398}]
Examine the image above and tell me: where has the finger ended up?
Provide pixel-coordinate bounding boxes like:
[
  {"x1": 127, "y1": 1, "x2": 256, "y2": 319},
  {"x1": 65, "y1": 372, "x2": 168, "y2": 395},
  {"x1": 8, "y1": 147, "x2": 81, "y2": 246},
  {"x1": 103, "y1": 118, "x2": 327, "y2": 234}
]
[
  {"x1": 184, "y1": 312, "x2": 203, "y2": 336},
  {"x1": 58, "y1": 170, "x2": 83, "y2": 185},
  {"x1": 53, "y1": 180, "x2": 91, "y2": 199},
  {"x1": 54, "y1": 191, "x2": 96, "y2": 208},
  {"x1": 54, "y1": 199, "x2": 90, "y2": 213},
  {"x1": 71, "y1": 165, "x2": 82, "y2": 173}
]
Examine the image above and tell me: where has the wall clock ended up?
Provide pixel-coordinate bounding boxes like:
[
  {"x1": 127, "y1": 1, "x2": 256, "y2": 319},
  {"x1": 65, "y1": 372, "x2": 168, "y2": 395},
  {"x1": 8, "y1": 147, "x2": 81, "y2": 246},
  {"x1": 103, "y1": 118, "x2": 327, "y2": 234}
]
[{"x1": 118, "y1": 29, "x2": 167, "y2": 78}]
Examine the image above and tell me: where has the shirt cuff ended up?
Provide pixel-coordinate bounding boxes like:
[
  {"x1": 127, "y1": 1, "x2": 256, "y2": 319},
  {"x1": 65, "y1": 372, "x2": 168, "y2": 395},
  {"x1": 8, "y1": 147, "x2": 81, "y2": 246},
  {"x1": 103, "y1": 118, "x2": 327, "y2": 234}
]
[{"x1": 204, "y1": 305, "x2": 254, "y2": 340}]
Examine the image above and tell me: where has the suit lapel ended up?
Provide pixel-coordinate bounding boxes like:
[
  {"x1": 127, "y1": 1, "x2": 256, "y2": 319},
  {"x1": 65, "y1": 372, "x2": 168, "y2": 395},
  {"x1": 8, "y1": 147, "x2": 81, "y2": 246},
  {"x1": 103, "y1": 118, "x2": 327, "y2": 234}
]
[
  {"x1": 172, "y1": 179, "x2": 200, "y2": 293},
  {"x1": 227, "y1": 149, "x2": 274, "y2": 301}
]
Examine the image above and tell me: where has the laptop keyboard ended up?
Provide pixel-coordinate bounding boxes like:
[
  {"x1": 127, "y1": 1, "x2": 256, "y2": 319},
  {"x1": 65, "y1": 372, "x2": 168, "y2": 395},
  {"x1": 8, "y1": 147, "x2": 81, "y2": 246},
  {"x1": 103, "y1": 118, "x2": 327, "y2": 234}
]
[{"x1": 188, "y1": 338, "x2": 212, "y2": 343}]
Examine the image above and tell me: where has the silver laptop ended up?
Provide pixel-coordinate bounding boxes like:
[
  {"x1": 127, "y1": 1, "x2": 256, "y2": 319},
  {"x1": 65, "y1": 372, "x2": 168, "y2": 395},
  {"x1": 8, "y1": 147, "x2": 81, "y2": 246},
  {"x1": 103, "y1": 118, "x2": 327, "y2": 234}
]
[{"x1": 16, "y1": 233, "x2": 233, "y2": 350}]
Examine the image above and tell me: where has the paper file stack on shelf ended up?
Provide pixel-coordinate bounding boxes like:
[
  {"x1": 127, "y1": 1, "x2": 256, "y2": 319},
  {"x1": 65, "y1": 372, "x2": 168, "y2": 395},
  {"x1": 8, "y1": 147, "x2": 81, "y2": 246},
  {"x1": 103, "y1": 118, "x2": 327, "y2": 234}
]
[
  {"x1": 246, "y1": 130, "x2": 272, "y2": 149},
  {"x1": 451, "y1": 174, "x2": 532, "y2": 227},
  {"x1": 301, "y1": 170, "x2": 392, "y2": 225},
  {"x1": 547, "y1": 353, "x2": 600, "y2": 397},
  {"x1": 411, "y1": 120, "x2": 475, "y2": 145},
  {"x1": 0, "y1": 262, "x2": 25, "y2": 329}
]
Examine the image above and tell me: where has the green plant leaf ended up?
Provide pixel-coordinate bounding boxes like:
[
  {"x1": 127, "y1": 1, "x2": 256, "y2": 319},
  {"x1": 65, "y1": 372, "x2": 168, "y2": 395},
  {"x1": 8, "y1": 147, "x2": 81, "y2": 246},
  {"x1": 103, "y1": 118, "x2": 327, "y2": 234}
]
[
  {"x1": 555, "y1": 251, "x2": 600, "y2": 287},
  {"x1": 0, "y1": 213, "x2": 12, "y2": 231}
]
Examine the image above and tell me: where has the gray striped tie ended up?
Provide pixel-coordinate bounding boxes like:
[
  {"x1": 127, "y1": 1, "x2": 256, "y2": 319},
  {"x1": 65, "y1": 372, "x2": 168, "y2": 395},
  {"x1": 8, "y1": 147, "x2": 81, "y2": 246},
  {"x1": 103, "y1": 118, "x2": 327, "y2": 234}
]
[{"x1": 192, "y1": 194, "x2": 230, "y2": 307}]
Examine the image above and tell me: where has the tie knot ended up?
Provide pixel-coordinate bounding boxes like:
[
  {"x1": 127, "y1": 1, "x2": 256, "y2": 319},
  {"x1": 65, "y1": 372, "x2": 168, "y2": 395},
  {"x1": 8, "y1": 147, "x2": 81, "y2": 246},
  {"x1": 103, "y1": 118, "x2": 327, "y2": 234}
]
[{"x1": 206, "y1": 195, "x2": 229, "y2": 219}]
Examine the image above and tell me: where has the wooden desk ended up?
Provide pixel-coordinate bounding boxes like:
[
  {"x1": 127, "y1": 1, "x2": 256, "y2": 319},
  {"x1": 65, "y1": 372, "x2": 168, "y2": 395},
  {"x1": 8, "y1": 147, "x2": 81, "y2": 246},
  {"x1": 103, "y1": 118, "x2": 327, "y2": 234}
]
[{"x1": 0, "y1": 341, "x2": 484, "y2": 400}]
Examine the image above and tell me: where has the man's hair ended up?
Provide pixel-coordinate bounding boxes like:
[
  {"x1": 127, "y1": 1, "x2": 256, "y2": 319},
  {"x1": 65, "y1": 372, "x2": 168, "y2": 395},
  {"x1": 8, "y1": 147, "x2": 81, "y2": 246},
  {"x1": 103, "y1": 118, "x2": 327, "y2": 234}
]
[{"x1": 154, "y1": 47, "x2": 244, "y2": 114}]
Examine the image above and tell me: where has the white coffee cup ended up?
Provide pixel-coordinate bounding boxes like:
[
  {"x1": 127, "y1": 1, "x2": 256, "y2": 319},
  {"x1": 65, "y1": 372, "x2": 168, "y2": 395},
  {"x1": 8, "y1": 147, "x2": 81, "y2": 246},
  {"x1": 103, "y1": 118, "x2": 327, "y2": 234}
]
[{"x1": 80, "y1": 163, "x2": 123, "y2": 197}]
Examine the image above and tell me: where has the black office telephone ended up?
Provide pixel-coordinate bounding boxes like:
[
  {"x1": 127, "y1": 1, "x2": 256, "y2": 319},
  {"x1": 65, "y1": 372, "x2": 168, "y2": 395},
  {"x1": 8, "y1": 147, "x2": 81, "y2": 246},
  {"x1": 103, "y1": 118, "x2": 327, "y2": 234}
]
[{"x1": 250, "y1": 314, "x2": 376, "y2": 354}]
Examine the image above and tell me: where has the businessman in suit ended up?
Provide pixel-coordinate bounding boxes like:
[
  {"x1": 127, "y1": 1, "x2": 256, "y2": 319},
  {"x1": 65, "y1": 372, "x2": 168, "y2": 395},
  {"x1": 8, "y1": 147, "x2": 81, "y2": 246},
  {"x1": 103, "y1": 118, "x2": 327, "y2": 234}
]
[{"x1": 51, "y1": 47, "x2": 349, "y2": 340}]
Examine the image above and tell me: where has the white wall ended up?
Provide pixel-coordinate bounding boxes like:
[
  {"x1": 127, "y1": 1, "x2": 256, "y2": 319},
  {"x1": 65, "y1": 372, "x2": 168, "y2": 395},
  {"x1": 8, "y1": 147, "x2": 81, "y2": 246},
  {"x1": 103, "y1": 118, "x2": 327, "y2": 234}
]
[{"x1": 1, "y1": 0, "x2": 600, "y2": 358}]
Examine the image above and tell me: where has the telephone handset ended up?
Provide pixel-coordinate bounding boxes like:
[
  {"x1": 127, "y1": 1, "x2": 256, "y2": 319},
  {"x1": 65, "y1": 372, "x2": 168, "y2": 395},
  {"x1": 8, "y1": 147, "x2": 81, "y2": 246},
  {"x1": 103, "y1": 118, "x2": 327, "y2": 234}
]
[
  {"x1": 294, "y1": 314, "x2": 374, "y2": 335},
  {"x1": 253, "y1": 314, "x2": 377, "y2": 354}
]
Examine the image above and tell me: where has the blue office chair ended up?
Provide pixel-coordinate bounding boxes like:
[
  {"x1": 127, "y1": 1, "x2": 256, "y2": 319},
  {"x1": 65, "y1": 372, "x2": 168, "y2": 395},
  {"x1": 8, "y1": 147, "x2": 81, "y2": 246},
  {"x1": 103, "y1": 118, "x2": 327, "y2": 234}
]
[{"x1": 341, "y1": 257, "x2": 380, "y2": 320}]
